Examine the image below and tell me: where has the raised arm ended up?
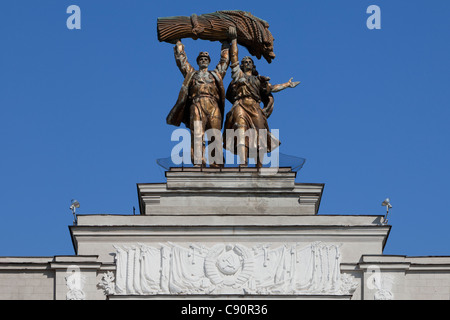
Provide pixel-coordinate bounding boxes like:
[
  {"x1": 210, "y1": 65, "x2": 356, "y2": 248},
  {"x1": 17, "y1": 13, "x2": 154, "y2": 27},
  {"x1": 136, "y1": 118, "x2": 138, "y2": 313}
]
[
  {"x1": 228, "y1": 27, "x2": 243, "y2": 82},
  {"x1": 270, "y1": 78, "x2": 301, "y2": 93},
  {"x1": 214, "y1": 41, "x2": 231, "y2": 79},
  {"x1": 173, "y1": 40, "x2": 195, "y2": 78},
  {"x1": 229, "y1": 27, "x2": 239, "y2": 67}
]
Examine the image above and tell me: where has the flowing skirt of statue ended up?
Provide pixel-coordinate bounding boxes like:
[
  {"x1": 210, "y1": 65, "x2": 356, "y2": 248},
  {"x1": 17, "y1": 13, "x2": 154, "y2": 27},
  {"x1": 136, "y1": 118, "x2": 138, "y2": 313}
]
[{"x1": 223, "y1": 97, "x2": 280, "y2": 156}]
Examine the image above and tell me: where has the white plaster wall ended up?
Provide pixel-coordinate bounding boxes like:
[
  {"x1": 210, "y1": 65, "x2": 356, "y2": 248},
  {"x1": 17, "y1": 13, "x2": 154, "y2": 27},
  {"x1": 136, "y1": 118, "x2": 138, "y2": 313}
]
[
  {"x1": 404, "y1": 272, "x2": 450, "y2": 300},
  {"x1": 0, "y1": 271, "x2": 54, "y2": 300}
]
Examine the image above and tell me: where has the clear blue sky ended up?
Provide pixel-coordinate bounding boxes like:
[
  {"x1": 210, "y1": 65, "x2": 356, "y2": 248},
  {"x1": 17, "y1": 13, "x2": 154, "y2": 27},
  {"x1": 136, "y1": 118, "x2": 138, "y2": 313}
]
[{"x1": 0, "y1": 0, "x2": 449, "y2": 257}]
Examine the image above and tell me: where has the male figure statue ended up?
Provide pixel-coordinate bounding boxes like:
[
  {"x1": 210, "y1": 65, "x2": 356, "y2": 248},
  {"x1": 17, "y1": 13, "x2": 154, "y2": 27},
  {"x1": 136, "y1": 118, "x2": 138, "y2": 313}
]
[{"x1": 166, "y1": 40, "x2": 230, "y2": 166}]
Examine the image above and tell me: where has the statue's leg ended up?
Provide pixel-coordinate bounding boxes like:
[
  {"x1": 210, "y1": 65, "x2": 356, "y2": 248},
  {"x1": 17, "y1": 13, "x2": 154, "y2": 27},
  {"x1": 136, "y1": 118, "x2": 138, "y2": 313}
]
[
  {"x1": 190, "y1": 105, "x2": 206, "y2": 166},
  {"x1": 235, "y1": 126, "x2": 249, "y2": 167},
  {"x1": 255, "y1": 152, "x2": 262, "y2": 168},
  {"x1": 256, "y1": 131, "x2": 266, "y2": 168},
  {"x1": 206, "y1": 110, "x2": 223, "y2": 167}
]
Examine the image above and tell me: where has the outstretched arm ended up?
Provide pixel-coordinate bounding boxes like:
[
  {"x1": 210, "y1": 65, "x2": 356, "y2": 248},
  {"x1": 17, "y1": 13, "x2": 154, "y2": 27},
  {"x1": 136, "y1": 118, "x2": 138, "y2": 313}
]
[
  {"x1": 270, "y1": 78, "x2": 300, "y2": 93},
  {"x1": 174, "y1": 40, "x2": 195, "y2": 78}
]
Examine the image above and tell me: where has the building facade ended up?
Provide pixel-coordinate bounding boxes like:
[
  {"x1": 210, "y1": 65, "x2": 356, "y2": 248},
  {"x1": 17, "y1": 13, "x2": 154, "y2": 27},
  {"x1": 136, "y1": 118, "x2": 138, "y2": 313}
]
[{"x1": 1, "y1": 168, "x2": 449, "y2": 300}]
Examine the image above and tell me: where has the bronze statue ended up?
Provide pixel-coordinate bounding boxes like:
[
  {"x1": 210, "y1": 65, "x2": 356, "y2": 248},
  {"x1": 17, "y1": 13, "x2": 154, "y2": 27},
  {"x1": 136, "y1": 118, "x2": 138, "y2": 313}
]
[
  {"x1": 157, "y1": 10, "x2": 275, "y2": 63},
  {"x1": 159, "y1": 12, "x2": 300, "y2": 168},
  {"x1": 223, "y1": 27, "x2": 300, "y2": 167},
  {"x1": 166, "y1": 39, "x2": 230, "y2": 166}
]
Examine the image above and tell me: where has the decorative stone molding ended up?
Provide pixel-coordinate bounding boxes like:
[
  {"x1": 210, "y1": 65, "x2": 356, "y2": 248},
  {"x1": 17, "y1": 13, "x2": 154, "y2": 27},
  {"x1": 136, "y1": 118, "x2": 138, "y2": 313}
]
[
  {"x1": 366, "y1": 265, "x2": 395, "y2": 300},
  {"x1": 111, "y1": 242, "x2": 358, "y2": 296},
  {"x1": 98, "y1": 271, "x2": 116, "y2": 295},
  {"x1": 65, "y1": 265, "x2": 86, "y2": 300},
  {"x1": 374, "y1": 289, "x2": 394, "y2": 300},
  {"x1": 338, "y1": 273, "x2": 360, "y2": 296}
]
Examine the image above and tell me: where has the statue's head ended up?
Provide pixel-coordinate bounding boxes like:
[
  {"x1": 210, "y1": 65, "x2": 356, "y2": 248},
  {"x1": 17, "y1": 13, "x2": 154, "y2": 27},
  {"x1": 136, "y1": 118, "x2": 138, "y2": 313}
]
[
  {"x1": 241, "y1": 56, "x2": 258, "y2": 75},
  {"x1": 196, "y1": 52, "x2": 211, "y2": 68}
]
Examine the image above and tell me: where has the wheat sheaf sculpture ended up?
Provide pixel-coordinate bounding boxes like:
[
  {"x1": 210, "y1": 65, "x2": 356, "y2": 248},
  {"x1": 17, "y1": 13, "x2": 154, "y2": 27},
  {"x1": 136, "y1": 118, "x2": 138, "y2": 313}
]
[{"x1": 157, "y1": 10, "x2": 276, "y2": 63}]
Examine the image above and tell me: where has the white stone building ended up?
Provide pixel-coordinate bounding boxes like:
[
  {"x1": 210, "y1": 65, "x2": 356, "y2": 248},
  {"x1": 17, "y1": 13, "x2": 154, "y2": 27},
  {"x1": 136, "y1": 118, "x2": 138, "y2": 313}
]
[{"x1": 0, "y1": 168, "x2": 449, "y2": 300}]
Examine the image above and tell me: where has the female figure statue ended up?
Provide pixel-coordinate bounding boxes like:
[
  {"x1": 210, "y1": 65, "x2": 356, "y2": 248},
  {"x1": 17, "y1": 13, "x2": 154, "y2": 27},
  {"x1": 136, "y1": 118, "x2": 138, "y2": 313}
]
[{"x1": 224, "y1": 27, "x2": 300, "y2": 167}]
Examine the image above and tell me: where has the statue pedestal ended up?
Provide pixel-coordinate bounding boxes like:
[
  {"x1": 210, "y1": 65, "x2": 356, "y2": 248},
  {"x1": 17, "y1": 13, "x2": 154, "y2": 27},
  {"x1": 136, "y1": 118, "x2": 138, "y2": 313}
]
[
  {"x1": 138, "y1": 167, "x2": 323, "y2": 216},
  {"x1": 71, "y1": 168, "x2": 390, "y2": 299}
]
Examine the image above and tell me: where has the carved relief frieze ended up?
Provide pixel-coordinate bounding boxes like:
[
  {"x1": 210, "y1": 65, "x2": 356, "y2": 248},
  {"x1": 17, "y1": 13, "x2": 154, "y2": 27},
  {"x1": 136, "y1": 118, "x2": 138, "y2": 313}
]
[{"x1": 109, "y1": 242, "x2": 358, "y2": 296}]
